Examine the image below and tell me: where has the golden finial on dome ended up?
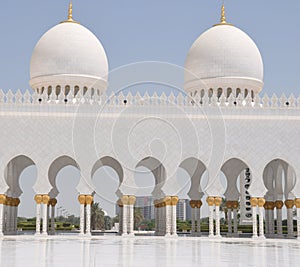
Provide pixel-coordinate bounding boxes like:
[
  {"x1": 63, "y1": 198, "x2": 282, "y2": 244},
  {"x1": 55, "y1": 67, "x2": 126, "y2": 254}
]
[
  {"x1": 61, "y1": 1, "x2": 80, "y2": 24},
  {"x1": 213, "y1": 2, "x2": 233, "y2": 27}
]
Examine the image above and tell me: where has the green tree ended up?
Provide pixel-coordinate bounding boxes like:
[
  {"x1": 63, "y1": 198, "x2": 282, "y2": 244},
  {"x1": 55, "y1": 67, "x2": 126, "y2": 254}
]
[
  {"x1": 91, "y1": 202, "x2": 105, "y2": 230},
  {"x1": 134, "y1": 208, "x2": 144, "y2": 229}
]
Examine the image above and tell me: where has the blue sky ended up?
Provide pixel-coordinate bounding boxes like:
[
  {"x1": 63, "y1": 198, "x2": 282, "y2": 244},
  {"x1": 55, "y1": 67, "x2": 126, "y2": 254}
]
[
  {"x1": 2, "y1": 1, "x2": 300, "y2": 217},
  {"x1": 0, "y1": 1, "x2": 300, "y2": 95}
]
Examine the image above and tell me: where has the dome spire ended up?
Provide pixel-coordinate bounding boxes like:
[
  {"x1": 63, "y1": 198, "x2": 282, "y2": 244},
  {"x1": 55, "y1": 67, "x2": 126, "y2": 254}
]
[
  {"x1": 61, "y1": 1, "x2": 80, "y2": 24},
  {"x1": 214, "y1": 2, "x2": 233, "y2": 27}
]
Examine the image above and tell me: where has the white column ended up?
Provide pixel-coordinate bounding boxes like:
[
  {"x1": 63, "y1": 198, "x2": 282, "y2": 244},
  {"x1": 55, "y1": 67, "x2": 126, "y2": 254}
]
[
  {"x1": 215, "y1": 205, "x2": 221, "y2": 238},
  {"x1": 275, "y1": 201, "x2": 283, "y2": 236},
  {"x1": 265, "y1": 207, "x2": 269, "y2": 235},
  {"x1": 35, "y1": 203, "x2": 41, "y2": 235},
  {"x1": 119, "y1": 206, "x2": 123, "y2": 235},
  {"x1": 0, "y1": 199, "x2": 4, "y2": 236},
  {"x1": 258, "y1": 206, "x2": 265, "y2": 238},
  {"x1": 128, "y1": 204, "x2": 134, "y2": 236},
  {"x1": 297, "y1": 206, "x2": 300, "y2": 239},
  {"x1": 251, "y1": 203, "x2": 258, "y2": 238},
  {"x1": 51, "y1": 205, "x2": 55, "y2": 234},
  {"x1": 79, "y1": 204, "x2": 85, "y2": 235},
  {"x1": 165, "y1": 205, "x2": 171, "y2": 236},
  {"x1": 191, "y1": 207, "x2": 195, "y2": 235},
  {"x1": 286, "y1": 200, "x2": 294, "y2": 238},
  {"x1": 197, "y1": 206, "x2": 201, "y2": 235},
  {"x1": 208, "y1": 205, "x2": 214, "y2": 238},
  {"x1": 171, "y1": 204, "x2": 177, "y2": 236},
  {"x1": 269, "y1": 207, "x2": 275, "y2": 236},
  {"x1": 122, "y1": 205, "x2": 128, "y2": 236},
  {"x1": 42, "y1": 203, "x2": 48, "y2": 235},
  {"x1": 227, "y1": 208, "x2": 232, "y2": 235},
  {"x1": 233, "y1": 209, "x2": 238, "y2": 235},
  {"x1": 86, "y1": 204, "x2": 91, "y2": 236}
]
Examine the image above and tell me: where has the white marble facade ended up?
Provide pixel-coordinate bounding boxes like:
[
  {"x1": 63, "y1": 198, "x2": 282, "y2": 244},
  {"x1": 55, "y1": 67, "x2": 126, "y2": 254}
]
[{"x1": 0, "y1": 4, "x2": 300, "y2": 238}]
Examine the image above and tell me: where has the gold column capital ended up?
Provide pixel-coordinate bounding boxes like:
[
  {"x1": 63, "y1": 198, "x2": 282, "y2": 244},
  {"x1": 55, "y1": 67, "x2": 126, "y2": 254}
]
[
  {"x1": 295, "y1": 198, "x2": 300, "y2": 209},
  {"x1": 128, "y1": 196, "x2": 136, "y2": 205},
  {"x1": 196, "y1": 200, "x2": 202, "y2": 208},
  {"x1": 42, "y1": 195, "x2": 50, "y2": 205},
  {"x1": 50, "y1": 198, "x2": 57, "y2": 207},
  {"x1": 214, "y1": 197, "x2": 222, "y2": 207},
  {"x1": 0, "y1": 194, "x2": 6, "y2": 204},
  {"x1": 117, "y1": 199, "x2": 123, "y2": 208},
  {"x1": 78, "y1": 194, "x2": 86, "y2": 205},
  {"x1": 257, "y1": 198, "x2": 265, "y2": 207},
  {"x1": 121, "y1": 195, "x2": 129, "y2": 205},
  {"x1": 34, "y1": 194, "x2": 43, "y2": 204},
  {"x1": 189, "y1": 200, "x2": 196, "y2": 208},
  {"x1": 285, "y1": 199, "x2": 295, "y2": 209},
  {"x1": 163, "y1": 196, "x2": 172, "y2": 206},
  {"x1": 171, "y1": 196, "x2": 179, "y2": 206},
  {"x1": 232, "y1": 201, "x2": 239, "y2": 209},
  {"x1": 85, "y1": 195, "x2": 93, "y2": 205},
  {"x1": 250, "y1": 197, "x2": 258, "y2": 207},
  {"x1": 206, "y1": 196, "x2": 215, "y2": 206},
  {"x1": 275, "y1": 200, "x2": 284, "y2": 209},
  {"x1": 226, "y1": 201, "x2": 232, "y2": 209}
]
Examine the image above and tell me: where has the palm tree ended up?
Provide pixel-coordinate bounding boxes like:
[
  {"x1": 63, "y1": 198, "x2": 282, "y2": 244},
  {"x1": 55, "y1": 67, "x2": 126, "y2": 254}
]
[
  {"x1": 91, "y1": 202, "x2": 105, "y2": 230},
  {"x1": 134, "y1": 208, "x2": 144, "y2": 230}
]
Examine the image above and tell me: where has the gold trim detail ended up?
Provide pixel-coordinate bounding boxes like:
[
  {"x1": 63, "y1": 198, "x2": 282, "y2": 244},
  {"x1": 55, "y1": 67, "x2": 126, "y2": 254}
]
[
  {"x1": 61, "y1": 1, "x2": 80, "y2": 24},
  {"x1": 213, "y1": 3, "x2": 233, "y2": 27}
]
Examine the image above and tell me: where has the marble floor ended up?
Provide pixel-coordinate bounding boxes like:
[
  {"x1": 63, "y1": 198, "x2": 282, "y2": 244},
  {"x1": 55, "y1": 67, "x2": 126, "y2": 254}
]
[{"x1": 0, "y1": 236, "x2": 300, "y2": 267}]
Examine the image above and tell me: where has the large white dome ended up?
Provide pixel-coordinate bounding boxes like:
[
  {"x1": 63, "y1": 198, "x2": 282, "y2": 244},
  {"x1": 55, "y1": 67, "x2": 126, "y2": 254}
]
[
  {"x1": 30, "y1": 20, "x2": 108, "y2": 92},
  {"x1": 184, "y1": 22, "x2": 264, "y2": 96}
]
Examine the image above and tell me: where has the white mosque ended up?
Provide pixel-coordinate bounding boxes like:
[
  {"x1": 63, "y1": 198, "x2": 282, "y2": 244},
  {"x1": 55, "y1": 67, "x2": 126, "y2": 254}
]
[{"x1": 0, "y1": 3, "x2": 300, "y2": 239}]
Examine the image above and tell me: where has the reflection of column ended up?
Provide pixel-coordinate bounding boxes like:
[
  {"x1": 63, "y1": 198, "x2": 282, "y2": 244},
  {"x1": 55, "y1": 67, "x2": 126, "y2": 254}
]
[
  {"x1": 189, "y1": 201, "x2": 196, "y2": 235},
  {"x1": 171, "y1": 196, "x2": 178, "y2": 236},
  {"x1": 85, "y1": 195, "x2": 93, "y2": 236},
  {"x1": 206, "y1": 197, "x2": 214, "y2": 238},
  {"x1": 214, "y1": 197, "x2": 222, "y2": 238},
  {"x1": 0, "y1": 195, "x2": 6, "y2": 236},
  {"x1": 128, "y1": 196, "x2": 136, "y2": 236},
  {"x1": 42, "y1": 195, "x2": 50, "y2": 235},
  {"x1": 258, "y1": 198, "x2": 265, "y2": 239},
  {"x1": 78, "y1": 195, "x2": 86, "y2": 236},
  {"x1": 50, "y1": 199, "x2": 57, "y2": 235},
  {"x1": 232, "y1": 201, "x2": 239, "y2": 236},
  {"x1": 34, "y1": 195, "x2": 43, "y2": 235},
  {"x1": 275, "y1": 200, "x2": 283, "y2": 236},
  {"x1": 285, "y1": 199, "x2": 295, "y2": 238},
  {"x1": 196, "y1": 200, "x2": 202, "y2": 235},
  {"x1": 250, "y1": 198, "x2": 258, "y2": 238},
  {"x1": 295, "y1": 199, "x2": 300, "y2": 239}
]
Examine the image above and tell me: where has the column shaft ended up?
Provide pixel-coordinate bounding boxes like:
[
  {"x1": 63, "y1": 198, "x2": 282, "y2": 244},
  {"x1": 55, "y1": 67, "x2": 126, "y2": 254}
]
[
  {"x1": 233, "y1": 209, "x2": 238, "y2": 235},
  {"x1": 128, "y1": 204, "x2": 134, "y2": 235},
  {"x1": 252, "y1": 206, "x2": 257, "y2": 238},
  {"x1": 297, "y1": 208, "x2": 300, "y2": 239},
  {"x1": 86, "y1": 204, "x2": 91, "y2": 236},
  {"x1": 42, "y1": 204, "x2": 48, "y2": 235},
  {"x1": 196, "y1": 208, "x2": 201, "y2": 234},
  {"x1": 165, "y1": 205, "x2": 171, "y2": 236},
  {"x1": 215, "y1": 205, "x2": 221, "y2": 237},
  {"x1": 227, "y1": 209, "x2": 232, "y2": 235},
  {"x1": 276, "y1": 208, "x2": 283, "y2": 236},
  {"x1": 35, "y1": 204, "x2": 41, "y2": 235},
  {"x1": 191, "y1": 208, "x2": 195, "y2": 235},
  {"x1": 79, "y1": 204, "x2": 85, "y2": 235},
  {"x1": 287, "y1": 208, "x2": 294, "y2": 238},
  {"x1": 258, "y1": 207, "x2": 265, "y2": 238},
  {"x1": 171, "y1": 205, "x2": 177, "y2": 235},
  {"x1": 0, "y1": 204, "x2": 3, "y2": 236},
  {"x1": 208, "y1": 205, "x2": 214, "y2": 238},
  {"x1": 122, "y1": 205, "x2": 128, "y2": 235},
  {"x1": 51, "y1": 205, "x2": 55, "y2": 234}
]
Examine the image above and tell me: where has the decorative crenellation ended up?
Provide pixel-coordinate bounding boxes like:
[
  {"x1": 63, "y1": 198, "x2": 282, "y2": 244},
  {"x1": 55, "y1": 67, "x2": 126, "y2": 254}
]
[{"x1": 0, "y1": 88, "x2": 300, "y2": 110}]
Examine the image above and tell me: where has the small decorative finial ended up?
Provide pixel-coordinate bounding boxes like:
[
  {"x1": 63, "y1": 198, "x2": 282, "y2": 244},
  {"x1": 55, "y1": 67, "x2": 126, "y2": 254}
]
[
  {"x1": 220, "y1": 4, "x2": 226, "y2": 24},
  {"x1": 61, "y1": 1, "x2": 80, "y2": 24},
  {"x1": 213, "y1": 3, "x2": 233, "y2": 27},
  {"x1": 68, "y1": 1, "x2": 73, "y2": 21}
]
